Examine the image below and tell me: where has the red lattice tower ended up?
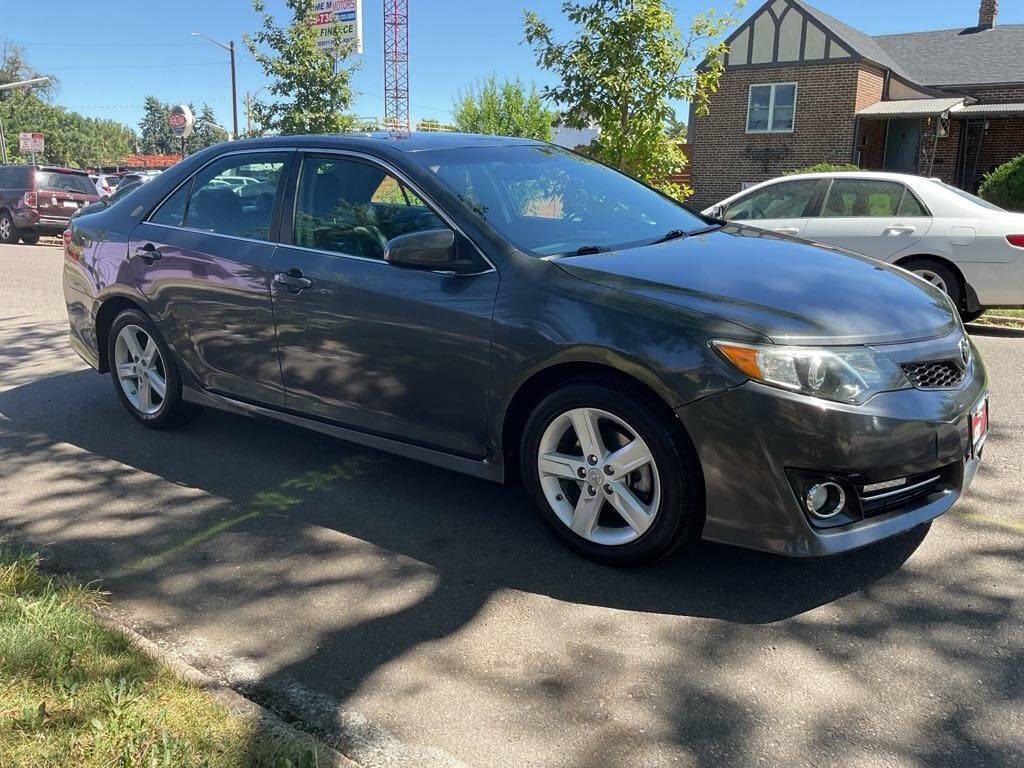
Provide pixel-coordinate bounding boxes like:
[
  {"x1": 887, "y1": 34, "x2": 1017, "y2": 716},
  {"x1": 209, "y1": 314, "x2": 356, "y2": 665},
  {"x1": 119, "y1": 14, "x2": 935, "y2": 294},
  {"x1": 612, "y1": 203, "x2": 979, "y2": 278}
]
[{"x1": 383, "y1": 0, "x2": 409, "y2": 132}]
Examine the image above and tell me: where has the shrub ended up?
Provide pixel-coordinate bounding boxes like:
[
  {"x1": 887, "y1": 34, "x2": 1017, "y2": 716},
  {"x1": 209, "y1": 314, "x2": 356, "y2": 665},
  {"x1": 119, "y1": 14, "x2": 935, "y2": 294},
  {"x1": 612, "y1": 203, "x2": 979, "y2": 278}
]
[
  {"x1": 978, "y1": 154, "x2": 1024, "y2": 211},
  {"x1": 783, "y1": 163, "x2": 861, "y2": 175}
]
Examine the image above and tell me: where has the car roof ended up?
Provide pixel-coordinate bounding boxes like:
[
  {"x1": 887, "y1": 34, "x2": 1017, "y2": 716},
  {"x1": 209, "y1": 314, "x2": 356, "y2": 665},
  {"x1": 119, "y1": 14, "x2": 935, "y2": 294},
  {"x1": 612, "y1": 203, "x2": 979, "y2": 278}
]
[
  {"x1": 768, "y1": 171, "x2": 932, "y2": 184},
  {"x1": 217, "y1": 131, "x2": 545, "y2": 154},
  {"x1": 38, "y1": 165, "x2": 91, "y2": 175}
]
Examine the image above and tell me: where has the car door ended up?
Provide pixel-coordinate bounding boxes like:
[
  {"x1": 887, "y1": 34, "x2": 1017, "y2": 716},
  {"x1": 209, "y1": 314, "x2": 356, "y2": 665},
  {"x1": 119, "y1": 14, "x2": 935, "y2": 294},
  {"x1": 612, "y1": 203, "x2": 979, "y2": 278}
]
[
  {"x1": 269, "y1": 151, "x2": 499, "y2": 457},
  {"x1": 802, "y1": 178, "x2": 932, "y2": 260},
  {"x1": 719, "y1": 178, "x2": 823, "y2": 236},
  {"x1": 129, "y1": 150, "x2": 292, "y2": 406}
]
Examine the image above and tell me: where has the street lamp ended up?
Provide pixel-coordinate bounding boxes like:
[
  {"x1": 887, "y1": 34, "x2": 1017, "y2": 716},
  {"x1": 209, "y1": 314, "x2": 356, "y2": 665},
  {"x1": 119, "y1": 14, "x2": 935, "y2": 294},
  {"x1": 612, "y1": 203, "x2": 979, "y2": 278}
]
[
  {"x1": 0, "y1": 77, "x2": 52, "y2": 165},
  {"x1": 191, "y1": 32, "x2": 238, "y2": 140}
]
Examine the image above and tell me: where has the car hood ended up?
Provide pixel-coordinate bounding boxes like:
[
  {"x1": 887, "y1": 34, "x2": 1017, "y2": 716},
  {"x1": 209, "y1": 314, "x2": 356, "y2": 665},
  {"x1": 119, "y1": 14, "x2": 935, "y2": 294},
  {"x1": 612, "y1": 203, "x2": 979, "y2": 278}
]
[{"x1": 554, "y1": 225, "x2": 958, "y2": 345}]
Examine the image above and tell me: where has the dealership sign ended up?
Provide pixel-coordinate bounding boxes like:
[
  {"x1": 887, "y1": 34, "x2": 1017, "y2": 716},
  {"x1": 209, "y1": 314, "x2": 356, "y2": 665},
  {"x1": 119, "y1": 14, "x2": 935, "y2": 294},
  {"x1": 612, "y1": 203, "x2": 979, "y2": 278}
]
[
  {"x1": 19, "y1": 132, "x2": 44, "y2": 153},
  {"x1": 311, "y1": 0, "x2": 363, "y2": 55},
  {"x1": 167, "y1": 104, "x2": 195, "y2": 139}
]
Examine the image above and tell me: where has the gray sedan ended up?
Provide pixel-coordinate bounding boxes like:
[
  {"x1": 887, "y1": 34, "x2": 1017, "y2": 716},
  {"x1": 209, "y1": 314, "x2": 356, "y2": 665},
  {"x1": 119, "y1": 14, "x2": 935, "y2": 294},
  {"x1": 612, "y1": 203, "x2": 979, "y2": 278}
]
[{"x1": 62, "y1": 133, "x2": 987, "y2": 564}]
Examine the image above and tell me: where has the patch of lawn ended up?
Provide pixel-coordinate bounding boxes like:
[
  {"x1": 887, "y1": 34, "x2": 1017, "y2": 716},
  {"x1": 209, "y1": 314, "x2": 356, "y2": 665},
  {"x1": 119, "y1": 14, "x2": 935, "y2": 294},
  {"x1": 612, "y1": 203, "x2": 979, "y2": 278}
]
[
  {"x1": 977, "y1": 309, "x2": 1024, "y2": 329},
  {"x1": 0, "y1": 546, "x2": 334, "y2": 767}
]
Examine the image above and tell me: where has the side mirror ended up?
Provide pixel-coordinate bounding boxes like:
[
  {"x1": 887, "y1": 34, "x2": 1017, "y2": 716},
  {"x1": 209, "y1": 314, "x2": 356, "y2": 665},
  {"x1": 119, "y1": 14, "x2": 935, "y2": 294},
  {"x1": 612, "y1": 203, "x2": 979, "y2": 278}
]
[
  {"x1": 709, "y1": 204, "x2": 724, "y2": 219},
  {"x1": 384, "y1": 228, "x2": 456, "y2": 270},
  {"x1": 99, "y1": 194, "x2": 111, "y2": 204}
]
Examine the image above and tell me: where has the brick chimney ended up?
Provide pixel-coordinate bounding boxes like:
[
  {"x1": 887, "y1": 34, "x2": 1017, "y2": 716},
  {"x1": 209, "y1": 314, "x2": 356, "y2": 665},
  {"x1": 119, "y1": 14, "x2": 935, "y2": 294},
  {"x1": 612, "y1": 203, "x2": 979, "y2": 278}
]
[{"x1": 978, "y1": 0, "x2": 998, "y2": 29}]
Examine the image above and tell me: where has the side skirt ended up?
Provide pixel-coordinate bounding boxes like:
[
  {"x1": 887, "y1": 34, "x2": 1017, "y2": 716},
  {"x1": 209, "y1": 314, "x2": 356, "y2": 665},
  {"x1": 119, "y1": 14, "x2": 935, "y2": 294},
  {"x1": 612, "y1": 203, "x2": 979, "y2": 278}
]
[{"x1": 182, "y1": 386, "x2": 505, "y2": 483}]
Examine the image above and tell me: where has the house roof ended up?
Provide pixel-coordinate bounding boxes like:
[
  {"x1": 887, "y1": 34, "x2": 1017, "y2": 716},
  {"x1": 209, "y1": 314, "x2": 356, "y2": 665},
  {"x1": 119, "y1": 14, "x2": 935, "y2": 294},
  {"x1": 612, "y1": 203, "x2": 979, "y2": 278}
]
[
  {"x1": 873, "y1": 25, "x2": 1024, "y2": 87},
  {"x1": 789, "y1": 1, "x2": 912, "y2": 81},
  {"x1": 791, "y1": 1, "x2": 1024, "y2": 89}
]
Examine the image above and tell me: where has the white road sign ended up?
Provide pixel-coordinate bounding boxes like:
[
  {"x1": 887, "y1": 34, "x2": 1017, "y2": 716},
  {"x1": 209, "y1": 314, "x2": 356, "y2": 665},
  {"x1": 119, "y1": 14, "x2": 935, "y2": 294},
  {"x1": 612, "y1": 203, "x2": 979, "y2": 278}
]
[
  {"x1": 19, "y1": 132, "x2": 44, "y2": 153},
  {"x1": 311, "y1": 0, "x2": 363, "y2": 55}
]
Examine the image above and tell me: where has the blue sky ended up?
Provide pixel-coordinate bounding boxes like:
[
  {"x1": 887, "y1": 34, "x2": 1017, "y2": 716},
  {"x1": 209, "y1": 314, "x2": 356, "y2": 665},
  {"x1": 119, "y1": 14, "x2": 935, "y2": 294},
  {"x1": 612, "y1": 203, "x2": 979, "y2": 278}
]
[{"x1": 5, "y1": 0, "x2": 1022, "y2": 133}]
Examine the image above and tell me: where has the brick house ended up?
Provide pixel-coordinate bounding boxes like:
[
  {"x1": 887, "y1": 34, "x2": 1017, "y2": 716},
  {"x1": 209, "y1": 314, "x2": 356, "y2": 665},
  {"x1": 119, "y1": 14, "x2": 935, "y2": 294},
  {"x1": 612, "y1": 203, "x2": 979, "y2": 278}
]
[{"x1": 688, "y1": 0, "x2": 1024, "y2": 209}]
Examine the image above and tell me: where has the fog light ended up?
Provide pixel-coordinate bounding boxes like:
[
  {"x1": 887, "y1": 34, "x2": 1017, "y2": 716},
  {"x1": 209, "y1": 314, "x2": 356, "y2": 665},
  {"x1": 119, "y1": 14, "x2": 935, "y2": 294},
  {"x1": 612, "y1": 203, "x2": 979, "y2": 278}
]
[{"x1": 804, "y1": 481, "x2": 846, "y2": 519}]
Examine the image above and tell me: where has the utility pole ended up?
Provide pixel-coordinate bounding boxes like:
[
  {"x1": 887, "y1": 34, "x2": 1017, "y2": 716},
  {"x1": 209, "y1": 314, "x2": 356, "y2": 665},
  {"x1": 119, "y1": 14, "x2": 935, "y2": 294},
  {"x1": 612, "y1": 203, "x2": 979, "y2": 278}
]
[{"x1": 191, "y1": 32, "x2": 238, "y2": 139}]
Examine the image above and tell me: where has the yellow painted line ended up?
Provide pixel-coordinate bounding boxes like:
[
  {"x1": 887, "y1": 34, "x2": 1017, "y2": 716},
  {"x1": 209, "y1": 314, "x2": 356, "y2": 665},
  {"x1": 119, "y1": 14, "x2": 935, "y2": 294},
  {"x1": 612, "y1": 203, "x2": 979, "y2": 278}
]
[{"x1": 114, "y1": 508, "x2": 266, "y2": 577}]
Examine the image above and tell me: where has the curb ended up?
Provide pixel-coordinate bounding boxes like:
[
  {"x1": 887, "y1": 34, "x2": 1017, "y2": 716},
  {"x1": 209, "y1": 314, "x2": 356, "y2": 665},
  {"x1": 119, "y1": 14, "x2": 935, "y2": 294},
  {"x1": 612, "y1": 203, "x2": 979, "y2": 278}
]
[{"x1": 90, "y1": 607, "x2": 360, "y2": 767}]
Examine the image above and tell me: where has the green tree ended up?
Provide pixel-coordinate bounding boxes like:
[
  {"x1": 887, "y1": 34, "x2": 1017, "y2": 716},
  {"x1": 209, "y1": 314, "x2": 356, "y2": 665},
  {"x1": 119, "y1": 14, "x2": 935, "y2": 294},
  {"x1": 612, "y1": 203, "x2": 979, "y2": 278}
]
[
  {"x1": 523, "y1": 0, "x2": 742, "y2": 198},
  {"x1": 453, "y1": 75, "x2": 555, "y2": 140},
  {"x1": 665, "y1": 111, "x2": 687, "y2": 140},
  {"x1": 139, "y1": 97, "x2": 226, "y2": 156},
  {"x1": 194, "y1": 103, "x2": 230, "y2": 148},
  {"x1": 243, "y1": 0, "x2": 360, "y2": 135},
  {"x1": 979, "y1": 153, "x2": 1024, "y2": 211}
]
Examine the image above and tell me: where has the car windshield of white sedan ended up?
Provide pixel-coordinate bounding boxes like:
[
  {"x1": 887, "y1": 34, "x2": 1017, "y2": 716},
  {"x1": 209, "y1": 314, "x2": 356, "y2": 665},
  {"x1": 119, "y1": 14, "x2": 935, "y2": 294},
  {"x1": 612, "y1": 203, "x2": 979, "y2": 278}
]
[{"x1": 412, "y1": 144, "x2": 709, "y2": 256}]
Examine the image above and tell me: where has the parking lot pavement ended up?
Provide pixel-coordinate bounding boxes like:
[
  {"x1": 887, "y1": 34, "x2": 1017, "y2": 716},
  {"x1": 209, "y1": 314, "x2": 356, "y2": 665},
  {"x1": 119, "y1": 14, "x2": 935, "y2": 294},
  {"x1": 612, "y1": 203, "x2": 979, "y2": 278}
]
[{"x1": 1, "y1": 243, "x2": 1022, "y2": 767}]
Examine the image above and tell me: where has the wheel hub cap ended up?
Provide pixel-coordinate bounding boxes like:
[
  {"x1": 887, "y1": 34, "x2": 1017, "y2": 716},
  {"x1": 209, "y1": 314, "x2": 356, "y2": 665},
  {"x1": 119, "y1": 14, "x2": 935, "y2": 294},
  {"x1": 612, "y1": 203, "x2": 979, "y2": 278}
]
[
  {"x1": 537, "y1": 406, "x2": 661, "y2": 546},
  {"x1": 114, "y1": 324, "x2": 167, "y2": 415}
]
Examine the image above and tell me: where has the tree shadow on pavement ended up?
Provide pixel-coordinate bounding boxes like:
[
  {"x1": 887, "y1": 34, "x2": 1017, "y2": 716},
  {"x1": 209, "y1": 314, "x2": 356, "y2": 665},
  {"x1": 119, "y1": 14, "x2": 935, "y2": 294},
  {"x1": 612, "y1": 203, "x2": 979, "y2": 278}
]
[{"x1": 1, "y1": 368, "x2": 1021, "y2": 767}]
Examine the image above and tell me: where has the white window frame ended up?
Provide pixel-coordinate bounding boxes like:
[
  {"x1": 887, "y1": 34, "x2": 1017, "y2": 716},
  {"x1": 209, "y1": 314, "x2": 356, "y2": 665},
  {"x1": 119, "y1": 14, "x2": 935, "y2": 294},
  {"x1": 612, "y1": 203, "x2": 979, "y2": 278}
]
[{"x1": 746, "y1": 83, "x2": 798, "y2": 134}]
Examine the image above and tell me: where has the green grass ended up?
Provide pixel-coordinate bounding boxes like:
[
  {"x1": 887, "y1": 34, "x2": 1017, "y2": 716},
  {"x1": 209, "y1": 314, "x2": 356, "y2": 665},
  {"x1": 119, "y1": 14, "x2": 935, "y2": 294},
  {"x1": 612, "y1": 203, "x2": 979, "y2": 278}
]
[{"x1": 0, "y1": 546, "x2": 333, "y2": 768}]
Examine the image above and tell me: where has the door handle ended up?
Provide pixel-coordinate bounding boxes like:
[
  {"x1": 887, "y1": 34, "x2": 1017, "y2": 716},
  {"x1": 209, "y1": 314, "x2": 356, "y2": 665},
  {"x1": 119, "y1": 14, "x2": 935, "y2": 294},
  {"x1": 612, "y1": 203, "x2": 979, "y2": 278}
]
[
  {"x1": 134, "y1": 244, "x2": 161, "y2": 264},
  {"x1": 772, "y1": 227, "x2": 800, "y2": 235},
  {"x1": 884, "y1": 225, "x2": 916, "y2": 235},
  {"x1": 273, "y1": 270, "x2": 314, "y2": 291}
]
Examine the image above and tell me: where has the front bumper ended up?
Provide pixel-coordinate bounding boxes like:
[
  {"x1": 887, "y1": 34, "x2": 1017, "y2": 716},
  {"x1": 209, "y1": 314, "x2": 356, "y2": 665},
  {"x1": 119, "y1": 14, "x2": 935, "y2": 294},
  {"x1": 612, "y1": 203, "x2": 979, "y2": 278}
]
[{"x1": 678, "y1": 339, "x2": 987, "y2": 557}]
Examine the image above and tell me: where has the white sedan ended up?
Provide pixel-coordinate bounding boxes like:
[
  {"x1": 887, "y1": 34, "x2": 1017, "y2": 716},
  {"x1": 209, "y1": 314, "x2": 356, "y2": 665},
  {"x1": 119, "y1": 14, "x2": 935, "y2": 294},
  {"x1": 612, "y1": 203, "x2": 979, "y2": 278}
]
[{"x1": 703, "y1": 171, "x2": 1024, "y2": 319}]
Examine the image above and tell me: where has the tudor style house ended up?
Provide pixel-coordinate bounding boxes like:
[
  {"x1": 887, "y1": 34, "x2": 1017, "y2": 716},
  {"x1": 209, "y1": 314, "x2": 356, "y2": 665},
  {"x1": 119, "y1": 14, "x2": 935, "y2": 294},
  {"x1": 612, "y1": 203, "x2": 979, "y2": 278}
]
[{"x1": 688, "y1": 0, "x2": 1024, "y2": 209}]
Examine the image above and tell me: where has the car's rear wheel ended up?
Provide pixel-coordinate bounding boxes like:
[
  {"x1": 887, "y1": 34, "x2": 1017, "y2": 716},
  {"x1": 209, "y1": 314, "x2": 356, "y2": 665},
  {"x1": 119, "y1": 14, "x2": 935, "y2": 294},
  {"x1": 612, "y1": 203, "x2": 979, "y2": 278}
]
[
  {"x1": 0, "y1": 212, "x2": 18, "y2": 244},
  {"x1": 902, "y1": 258, "x2": 962, "y2": 306},
  {"x1": 521, "y1": 382, "x2": 702, "y2": 565},
  {"x1": 107, "y1": 309, "x2": 195, "y2": 428}
]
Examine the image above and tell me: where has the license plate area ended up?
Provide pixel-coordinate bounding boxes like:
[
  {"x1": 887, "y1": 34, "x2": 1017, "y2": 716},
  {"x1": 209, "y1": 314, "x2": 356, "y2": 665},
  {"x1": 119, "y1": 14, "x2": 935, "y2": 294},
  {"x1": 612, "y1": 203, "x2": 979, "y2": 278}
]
[
  {"x1": 63, "y1": 200, "x2": 79, "y2": 209},
  {"x1": 969, "y1": 396, "x2": 989, "y2": 457}
]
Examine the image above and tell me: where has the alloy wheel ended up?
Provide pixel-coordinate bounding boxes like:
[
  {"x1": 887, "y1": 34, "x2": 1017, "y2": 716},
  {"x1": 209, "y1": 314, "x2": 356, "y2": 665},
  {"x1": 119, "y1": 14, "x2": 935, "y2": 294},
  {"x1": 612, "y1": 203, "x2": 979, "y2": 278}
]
[
  {"x1": 0, "y1": 215, "x2": 12, "y2": 242},
  {"x1": 536, "y1": 407, "x2": 661, "y2": 546},
  {"x1": 113, "y1": 324, "x2": 167, "y2": 415},
  {"x1": 913, "y1": 268, "x2": 949, "y2": 295}
]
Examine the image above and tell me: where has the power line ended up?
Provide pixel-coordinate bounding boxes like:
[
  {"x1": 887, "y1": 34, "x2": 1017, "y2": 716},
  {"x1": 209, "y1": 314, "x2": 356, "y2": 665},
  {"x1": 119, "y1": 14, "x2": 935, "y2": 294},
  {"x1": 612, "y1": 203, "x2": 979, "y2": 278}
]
[{"x1": 46, "y1": 61, "x2": 226, "y2": 71}]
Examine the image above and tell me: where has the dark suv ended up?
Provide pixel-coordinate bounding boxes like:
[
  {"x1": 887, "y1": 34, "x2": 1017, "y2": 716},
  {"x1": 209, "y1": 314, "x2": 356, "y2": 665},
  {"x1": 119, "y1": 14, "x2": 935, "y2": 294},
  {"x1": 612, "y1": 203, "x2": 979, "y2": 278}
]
[{"x1": 0, "y1": 164, "x2": 99, "y2": 244}]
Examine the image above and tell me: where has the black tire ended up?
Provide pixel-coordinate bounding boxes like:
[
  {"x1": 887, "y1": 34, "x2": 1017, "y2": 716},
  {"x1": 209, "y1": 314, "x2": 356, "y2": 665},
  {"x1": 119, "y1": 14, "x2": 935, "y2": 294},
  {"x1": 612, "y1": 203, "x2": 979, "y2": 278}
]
[
  {"x1": 960, "y1": 308, "x2": 985, "y2": 324},
  {"x1": 106, "y1": 308, "x2": 197, "y2": 429},
  {"x1": 520, "y1": 381, "x2": 703, "y2": 566},
  {"x1": 901, "y1": 258, "x2": 962, "y2": 307},
  {"x1": 0, "y1": 211, "x2": 18, "y2": 244},
  {"x1": 20, "y1": 232, "x2": 40, "y2": 245}
]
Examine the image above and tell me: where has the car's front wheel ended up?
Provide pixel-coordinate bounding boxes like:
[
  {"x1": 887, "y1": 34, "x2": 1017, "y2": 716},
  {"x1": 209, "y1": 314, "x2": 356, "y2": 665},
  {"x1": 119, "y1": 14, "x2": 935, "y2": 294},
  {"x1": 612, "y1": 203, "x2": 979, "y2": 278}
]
[
  {"x1": 107, "y1": 309, "x2": 195, "y2": 428},
  {"x1": 521, "y1": 382, "x2": 703, "y2": 565}
]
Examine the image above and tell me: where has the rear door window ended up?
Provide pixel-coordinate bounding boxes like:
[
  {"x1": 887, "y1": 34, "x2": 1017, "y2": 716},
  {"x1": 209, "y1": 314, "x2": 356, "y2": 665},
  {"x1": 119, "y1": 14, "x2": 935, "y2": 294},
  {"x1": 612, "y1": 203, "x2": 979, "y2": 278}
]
[
  {"x1": 821, "y1": 179, "x2": 913, "y2": 217},
  {"x1": 185, "y1": 154, "x2": 286, "y2": 240}
]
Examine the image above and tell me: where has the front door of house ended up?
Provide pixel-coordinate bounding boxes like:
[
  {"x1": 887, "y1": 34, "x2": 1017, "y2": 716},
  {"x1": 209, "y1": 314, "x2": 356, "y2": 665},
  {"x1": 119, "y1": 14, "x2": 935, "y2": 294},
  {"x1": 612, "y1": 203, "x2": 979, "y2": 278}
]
[{"x1": 884, "y1": 119, "x2": 920, "y2": 172}]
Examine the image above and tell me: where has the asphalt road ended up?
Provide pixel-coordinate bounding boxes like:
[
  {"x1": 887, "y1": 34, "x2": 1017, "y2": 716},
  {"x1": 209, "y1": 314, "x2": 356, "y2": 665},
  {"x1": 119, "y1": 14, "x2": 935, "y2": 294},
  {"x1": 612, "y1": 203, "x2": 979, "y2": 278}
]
[{"x1": 1, "y1": 243, "x2": 1022, "y2": 768}]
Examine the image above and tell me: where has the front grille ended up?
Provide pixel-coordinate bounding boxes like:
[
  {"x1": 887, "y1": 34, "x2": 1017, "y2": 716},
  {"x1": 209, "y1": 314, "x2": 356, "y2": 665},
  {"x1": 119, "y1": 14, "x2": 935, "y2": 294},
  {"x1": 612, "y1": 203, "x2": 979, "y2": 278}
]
[{"x1": 901, "y1": 360, "x2": 964, "y2": 389}]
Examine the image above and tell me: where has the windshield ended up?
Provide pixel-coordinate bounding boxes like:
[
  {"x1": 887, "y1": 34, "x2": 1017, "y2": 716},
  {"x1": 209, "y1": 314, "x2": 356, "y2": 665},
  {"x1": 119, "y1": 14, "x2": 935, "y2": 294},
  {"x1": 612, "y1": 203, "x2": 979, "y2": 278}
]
[
  {"x1": 36, "y1": 171, "x2": 95, "y2": 195},
  {"x1": 409, "y1": 144, "x2": 710, "y2": 256},
  {"x1": 938, "y1": 182, "x2": 1004, "y2": 211}
]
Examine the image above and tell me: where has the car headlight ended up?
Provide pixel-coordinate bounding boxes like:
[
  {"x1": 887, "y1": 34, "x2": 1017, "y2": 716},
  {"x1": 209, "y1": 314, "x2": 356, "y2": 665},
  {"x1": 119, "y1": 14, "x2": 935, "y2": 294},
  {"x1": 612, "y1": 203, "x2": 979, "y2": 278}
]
[{"x1": 712, "y1": 340, "x2": 911, "y2": 405}]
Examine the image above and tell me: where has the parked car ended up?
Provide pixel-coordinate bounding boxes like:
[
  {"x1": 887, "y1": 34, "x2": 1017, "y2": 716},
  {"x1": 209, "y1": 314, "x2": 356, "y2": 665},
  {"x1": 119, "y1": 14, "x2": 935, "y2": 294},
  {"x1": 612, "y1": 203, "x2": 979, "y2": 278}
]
[
  {"x1": 72, "y1": 179, "x2": 144, "y2": 220},
  {"x1": 702, "y1": 171, "x2": 1024, "y2": 321},
  {"x1": 62, "y1": 135, "x2": 988, "y2": 564},
  {"x1": 118, "y1": 170, "x2": 162, "y2": 186},
  {"x1": 92, "y1": 173, "x2": 121, "y2": 197},
  {"x1": 0, "y1": 164, "x2": 99, "y2": 244}
]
